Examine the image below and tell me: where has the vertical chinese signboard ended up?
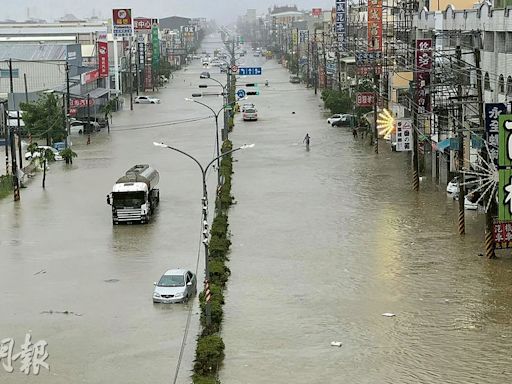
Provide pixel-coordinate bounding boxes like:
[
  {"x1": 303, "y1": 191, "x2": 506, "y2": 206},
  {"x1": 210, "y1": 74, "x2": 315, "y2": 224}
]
[
  {"x1": 498, "y1": 114, "x2": 512, "y2": 221},
  {"x1": 368, "y1": 0, "x2": 382, "y2": 52},
  {"x1": 395, "y1": 119, "x2": 413, "y2": 152},
  {"x1": 112, "y1": 9, "x2": 133, "y2": 38},
  {"x1": 485, "y1": 103, "x2": 506, "y2": 166},
  {"x1": 98, "y1": 41, "x2": 109, "y2": 77},
  {"x1": 415, "y1": 39, "x2": 432, "y2": 114},
  {"x1": 335, "y1": 0, "x2": 347, "y2": 52},
  {"x1": 493, "y1": 222, "x2": 512, "y2": 249},
  {"x1": 151, "y1": 22, "x2": 160, "y2": 70}
]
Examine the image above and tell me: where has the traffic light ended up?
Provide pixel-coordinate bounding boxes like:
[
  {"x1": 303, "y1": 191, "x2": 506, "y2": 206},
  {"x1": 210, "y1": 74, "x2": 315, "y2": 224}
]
[
  {"x1": 245, "y1": 83, "x2": 258, "y2": 87},
  {"x1": 246, "y1": 91, "x2": 259, "y2": 96}
]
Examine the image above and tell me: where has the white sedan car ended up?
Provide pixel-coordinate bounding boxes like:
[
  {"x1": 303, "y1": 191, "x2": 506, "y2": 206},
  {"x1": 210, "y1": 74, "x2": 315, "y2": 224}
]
[
  {"x1": 327, "y1": 114, "x2": 344, "y2": 125},
  {"x1": 25, "y1": 146, "x2": 63, "y2": 161},
  {"x1": 135, "y1": 96, "x2": 160, "y2": 104},
  {"x1": 153, "y1": 269, "x2": 197, "y2": 304}
]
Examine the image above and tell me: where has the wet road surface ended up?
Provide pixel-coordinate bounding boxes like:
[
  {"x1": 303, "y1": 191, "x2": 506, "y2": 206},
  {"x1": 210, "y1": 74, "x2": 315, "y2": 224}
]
[
  {"x1": 0, "y1": 35, "x2": 228, "y2": 383},
  {"x1": 220, "y1": 48, "x2": 512, "y2": 383}
]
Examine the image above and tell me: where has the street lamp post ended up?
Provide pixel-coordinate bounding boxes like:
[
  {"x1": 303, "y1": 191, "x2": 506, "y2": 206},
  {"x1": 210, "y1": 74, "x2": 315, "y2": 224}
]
[
  {"x1": 185, "y1": 98, "x2": 232, "y2": 186},
  {"x1": 153, "y1": 141, "x2": 254, "y2": 327}
]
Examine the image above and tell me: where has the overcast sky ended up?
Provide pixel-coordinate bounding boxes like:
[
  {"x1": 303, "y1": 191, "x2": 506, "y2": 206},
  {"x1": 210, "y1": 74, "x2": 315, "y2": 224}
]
[{"x1": 4, "y1": 1, "x2": 335, "y2": 23}]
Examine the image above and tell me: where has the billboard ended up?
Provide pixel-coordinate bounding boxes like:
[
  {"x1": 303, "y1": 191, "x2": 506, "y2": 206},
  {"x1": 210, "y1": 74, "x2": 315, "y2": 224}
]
[
  {"x1": 335, "y1": 0, "x2": 347, "y2": 52},
  {"x1": 485, "y1": 103, "x2": 506, "y2": 166},
  {"x1": 395, "y1": 119, "x2": 413, "y2": 152},
  {"x1": 134, "y1": 17, "x2": 152, "y2": 32},
  {"x1": 415, "y1": 39, "x2": 432, "y2": 114},
  {"x1": 356, "y1": 92, "x2": 375, "y2": 107},
  {"x1": 151, "y1": 23, "x2": 160, "y2": 69},
  {"x1": 98, "y1": 41, "x2": 109, "y2": 77},
  {"x1": 498, "y1": 114, "x2": 512, "y2": 220},
  {"x1": 368, "y1": 0, "x2": 382, "y2": 52},
  {"x1": 312, "y1": 8, "x2": 322, "y2": 16},
  {"x1": 112, "y1": 9, "x2": 133, "y2": 37}
]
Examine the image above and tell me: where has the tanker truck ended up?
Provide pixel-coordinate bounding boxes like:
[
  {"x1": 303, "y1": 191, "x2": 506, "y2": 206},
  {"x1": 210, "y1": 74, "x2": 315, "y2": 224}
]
[{"x1": 107, "y1": 164, "x2": 160, "y2": 224}]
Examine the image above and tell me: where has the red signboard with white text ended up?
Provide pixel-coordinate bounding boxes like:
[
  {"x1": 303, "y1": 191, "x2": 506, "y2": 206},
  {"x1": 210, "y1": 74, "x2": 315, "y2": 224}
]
[
  {"x1": 81, "y1": 69, "x2": 99, "y2": 85},
  {"x1": 415, "y1": 39, "x2": 432, "y2": 114},
  {"x1": 98, "y1": 41, "x2": 108, "y2": 77},
  {"x1": 134, "y1": 17, "x2": 152, "y2": 32},
  {"x1": 312, "y1": 8, "x2": 322, "y2": 16},
  {"x1": 71, "y1": 98, "x2": 95, "y2": 108},
  {"x1": 356, "y1": 92, "x2": 375, "y2": 107},
  {"x1": 368, "y1": 0, "x2": 382, "y2": 52}
]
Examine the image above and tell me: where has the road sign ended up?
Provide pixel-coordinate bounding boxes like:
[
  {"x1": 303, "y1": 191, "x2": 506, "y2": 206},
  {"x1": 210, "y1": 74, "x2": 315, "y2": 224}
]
[
  {"x1": 237, "y1": 89, "x2": 246, "y2": 98},
  {"x1": 230, "y1": 64, "x2": 239, "y2": 73},
  {"x1": 239, "y1": 67, "x2": 262, "y2": 76}
]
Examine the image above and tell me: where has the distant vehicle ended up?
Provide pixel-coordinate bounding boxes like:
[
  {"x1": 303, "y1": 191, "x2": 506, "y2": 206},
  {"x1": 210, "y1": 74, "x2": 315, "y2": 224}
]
[
  {"x1": 200, "y1": 71, "x2": 210, "y2": 79},
  {"x1": 53, "y1": 142, "x2": 67, "y2": 151},
  {"x1": 153, "y1": 269, "x2": 197, "y2": 304},
  {"x1": 289, "y1": 75, "x2": 300, "y2": 84},
  {"x1": 25, "y1": 145, "x2": 63, "y2": 161},
  {"x1": 253, "y1": 53, "x2": 260, "y2": 57},
  {"x1": 107, "y1": 164, "x2": 160, "y2": 224},
  {"x1": 327, "y1": 114, "x2": 344, "y2": 125},
  {"x1": 332, "y1": 114, "x2": 357, "y2": 127},
  {"x1": 241, "y1": 103, "x2": 255, "y2": 112},
  {"x1": 134, "y1": 96, "x2": 160, "y2": 104},
  {"x1": 243, "y1": 108, "x2": 258, "y2": 121},
  {"x1": 192, "y1": 54, "x2": 201, "y2": 59},
  {"x1": 210, "y1": 60, "x2": 222, "y2": 67},
  {"x1": 452, "y1": 189, "x2": 482, "y2": 210},
  {"x1": 446, "y1": 176, "x2": 479, "y2": 194}
]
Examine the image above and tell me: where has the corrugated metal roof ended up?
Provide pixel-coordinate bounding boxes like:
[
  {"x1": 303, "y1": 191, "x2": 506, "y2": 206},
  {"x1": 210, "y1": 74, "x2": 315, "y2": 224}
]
[{"x1": 0, "y1": 44, "x2": 67, "y2": 61}]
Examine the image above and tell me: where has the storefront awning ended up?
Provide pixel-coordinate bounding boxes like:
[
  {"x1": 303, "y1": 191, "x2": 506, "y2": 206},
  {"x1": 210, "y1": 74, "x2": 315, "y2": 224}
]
[{"x1": 436, "y1": 139, "x2": 451, "y2": 151}]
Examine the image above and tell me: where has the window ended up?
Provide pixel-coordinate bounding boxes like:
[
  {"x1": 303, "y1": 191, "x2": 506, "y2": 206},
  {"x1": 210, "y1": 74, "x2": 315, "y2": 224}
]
[
  {"x1": 507, "y1": 76, "x2": 512, "y2": 95},
  {"x1": 499, "y1": 74, "x2": 505, "y2": 93},
  {"x1": 484, "y1": 31, "x2": 495, "y2": 52},
  {"x1": 484, "y1": 73, "x2": 491, "y2": 90},
  {"x1": 497, "y1": 32, "x2": 506, "y2": 53}
]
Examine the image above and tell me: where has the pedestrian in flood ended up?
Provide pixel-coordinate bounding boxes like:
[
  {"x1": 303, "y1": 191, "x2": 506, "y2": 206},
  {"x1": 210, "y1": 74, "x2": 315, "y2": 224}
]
[
  {"x1": 352, "y1": 127, "x2": 358, "y2": 139},
  {"x1": 303, "y1": 133, "x2": 310, "y2": 149}
]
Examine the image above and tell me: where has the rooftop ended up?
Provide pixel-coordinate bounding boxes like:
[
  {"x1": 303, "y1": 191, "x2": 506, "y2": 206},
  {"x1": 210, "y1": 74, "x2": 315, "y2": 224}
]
[{"x1": 0, "y1": 44, "x2": 67, "y2": 61}]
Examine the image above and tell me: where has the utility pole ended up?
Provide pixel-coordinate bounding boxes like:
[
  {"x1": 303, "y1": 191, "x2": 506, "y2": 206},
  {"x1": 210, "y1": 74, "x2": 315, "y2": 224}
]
[
  {"x1": 65, "y1": 60, "x2": 70, "y2": 148},
  {"x1": 313, "y1": 35, "x2": 318, "y2": 95},
  {"x1": 322, "y1": 32, "x2": 327, "y2": 88},
  {"x1": 306, "y1": 31, "x2": 310, "y2": 87},
  {"x1": 8, "y1": 59, "x2": 20, "y2": 201},
  {"x1": 129, "y1": 37, "x2": 133, "y2": 111},
  {"x1": 23, "y1": 73, "x2": 28, "y2": 103},
  {"x1": 456, "y1": 44, "x2": 465, "y2": 236},
  {"x1": 373, "y1": 67, "x2": 379, "y2": 154},
  {"x1": 336, "y1": 48, "x2": 342, "y2": 92},
  {"x1": 474, "y1": 46, "x2": 495, "y2": 257},
  {"x1": 411, "y1": 80, "x2": 420, "y2": 191},
  {"x1": 1, "y1": 101, "x2": 9, "y2": 175}
]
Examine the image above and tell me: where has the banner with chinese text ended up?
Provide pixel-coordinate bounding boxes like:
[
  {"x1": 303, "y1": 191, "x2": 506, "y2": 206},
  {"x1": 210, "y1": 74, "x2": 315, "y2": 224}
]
[
  {"x1": 368, "y1": 0, "x2": 382, "y2": 52},
  {"x1": 335, "y1": 0, "x2": 347, "y2": 52},
  {"x1": 415, "y1": 39, "x2": 432, "y2": 114}
]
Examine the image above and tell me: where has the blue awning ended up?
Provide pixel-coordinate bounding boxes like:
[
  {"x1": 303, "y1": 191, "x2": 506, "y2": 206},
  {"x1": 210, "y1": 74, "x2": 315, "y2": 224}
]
[{"x1": 436, "y1": 139, "x2": 451, "y2": 151}]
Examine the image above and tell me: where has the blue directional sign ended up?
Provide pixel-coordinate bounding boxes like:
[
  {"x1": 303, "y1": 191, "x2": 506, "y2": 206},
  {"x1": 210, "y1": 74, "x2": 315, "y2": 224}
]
[
  {"x1": 237, "y1": 89, "x2": 246, "y2": 98},
  {"x1": 239, "y1": 67, "x2": 262, "y2": 76}
]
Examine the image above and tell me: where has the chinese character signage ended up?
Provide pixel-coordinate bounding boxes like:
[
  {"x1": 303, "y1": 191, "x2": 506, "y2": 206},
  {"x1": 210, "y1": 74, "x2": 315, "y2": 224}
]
[
  {"x1": 138, "y1": 42, "x2": 145, "y2": 69},
  {"x1": 368, "y1": 0, "x2": 382, "y2": 52},
  {"x1": 134, "y1": 17, "x2": 151, "y2": 32},
  {"x1": 356, "y1": 92, "x2": 375, "y2": 107},
  {"x1": 312, "y1": 8, "x2": 322, "y2": 16},
  {"x1": 395, "y1": 119, "x2": 413, "y2": 151},
  {"x1": 493, "y1": 221, "x2": 512, "y2": 248},
  {"x1": 151, "y1": 23, "x2": 160, "y2": 69},
  {"x1": 485, "y1": 103, "x2": 506, "y2": 166},
  {"x1": 80, "y1": 69, "x2": 99, "y2": 85},
  {"x1": 71, "y1": 98, "x2": 95, "y2": 108},
  {"x1": 415, "y1": 39, "x2": 432, "y2": 114},
  {"x1": 112, "y1": 9, "x2": 132, "y2": 37},
  {"x1": 498, "y1": 114, "x2": 512, "y2": 220},
  {"x1": 98, "y1": 41, "x2": 108, "y2": 77},
  {"x1": 335, "y1": 0, "x2": 347, "y2": 52},
  {"x1": 299, "y1": 30, "x2": 308, "y2": 44}
]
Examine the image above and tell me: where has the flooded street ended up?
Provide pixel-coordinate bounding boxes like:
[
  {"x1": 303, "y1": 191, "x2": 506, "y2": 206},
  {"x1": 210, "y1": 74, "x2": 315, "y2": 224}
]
[
  {"x1": 221, "y1": 48, "x2": 512, "y2": 382},
  {"x1": 1, "y1": 33, "x2": 512, "y2": 383}
]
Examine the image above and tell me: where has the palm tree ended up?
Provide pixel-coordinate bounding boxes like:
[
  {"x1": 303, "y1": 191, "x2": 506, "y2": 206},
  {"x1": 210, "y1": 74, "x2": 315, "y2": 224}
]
[
  {"x1": 38, "y1": 148, "x2": 55, "y2": 188},
  {"x1": 60, "y1": 147, "x2": 78, "y2": 164}
]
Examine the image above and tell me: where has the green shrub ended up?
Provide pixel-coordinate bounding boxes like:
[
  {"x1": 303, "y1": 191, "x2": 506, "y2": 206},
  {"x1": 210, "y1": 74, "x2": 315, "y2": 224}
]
[
  {"x1": 209, "y1": 259, "x2": 231, "y2": 286},
  {"x1": 194, "y1": 335, "x2": 225, "y2": 375},
  {"x1": 208, "y1": 235, "x2": 231, "y2": 260},
  {"x1": 192, "y1": 374, "x2": 219, "y2": 384},
  {"x1": 0, "y1": 175, "x2": 13, "y2": 199}
]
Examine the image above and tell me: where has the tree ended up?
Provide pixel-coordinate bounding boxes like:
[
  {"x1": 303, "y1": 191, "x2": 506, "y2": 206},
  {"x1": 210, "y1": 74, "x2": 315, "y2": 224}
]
[
  {"x1": 21, "y1": 93, "x2": 65, "y2": 145},
  {"x1": 38, "y1": 148, "x2": 55, "y2": 188},
  {"x1": 60, "y1": 148, "x2": 77, "y2": 164}
]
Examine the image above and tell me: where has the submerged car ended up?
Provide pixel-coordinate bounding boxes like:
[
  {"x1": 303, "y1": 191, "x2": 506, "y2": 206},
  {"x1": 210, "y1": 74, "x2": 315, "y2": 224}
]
[
  {"x1": 446, "y1": 176, "x2": 479, "y2": 194},
  {"x1": 25, "y1": 145, "x2": 63, "y2": 161},
  {"x1": 327, "y1": 114, "x2": 343, "y2": 125},
  {"x1": 289, "y1": 75, "x2": 300, "y2": 84},
  {"x1": 243, "y1": 108, "x2": 258, "y2": 121},
  {"x1": 153, "y1": 269, "x2": 197, "y2": 303},
  {"x1": 134, "y1": 96, "x2": 160, "y2": 104}
]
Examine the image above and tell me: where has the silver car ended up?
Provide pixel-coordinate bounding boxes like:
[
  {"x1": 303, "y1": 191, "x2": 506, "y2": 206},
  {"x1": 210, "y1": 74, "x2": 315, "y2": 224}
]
[
  {"x1": 134, "y1": 95, "x2": 160, "y2": 104},
  {"x1": 153, "y1": 269, "x2": 197, "y2": 303}
]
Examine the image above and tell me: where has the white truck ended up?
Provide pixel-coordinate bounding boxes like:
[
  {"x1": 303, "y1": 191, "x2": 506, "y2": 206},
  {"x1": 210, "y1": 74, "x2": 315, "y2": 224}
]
[{"x1": 107, "y1": 164, "x2": 160, "y2": 224}]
